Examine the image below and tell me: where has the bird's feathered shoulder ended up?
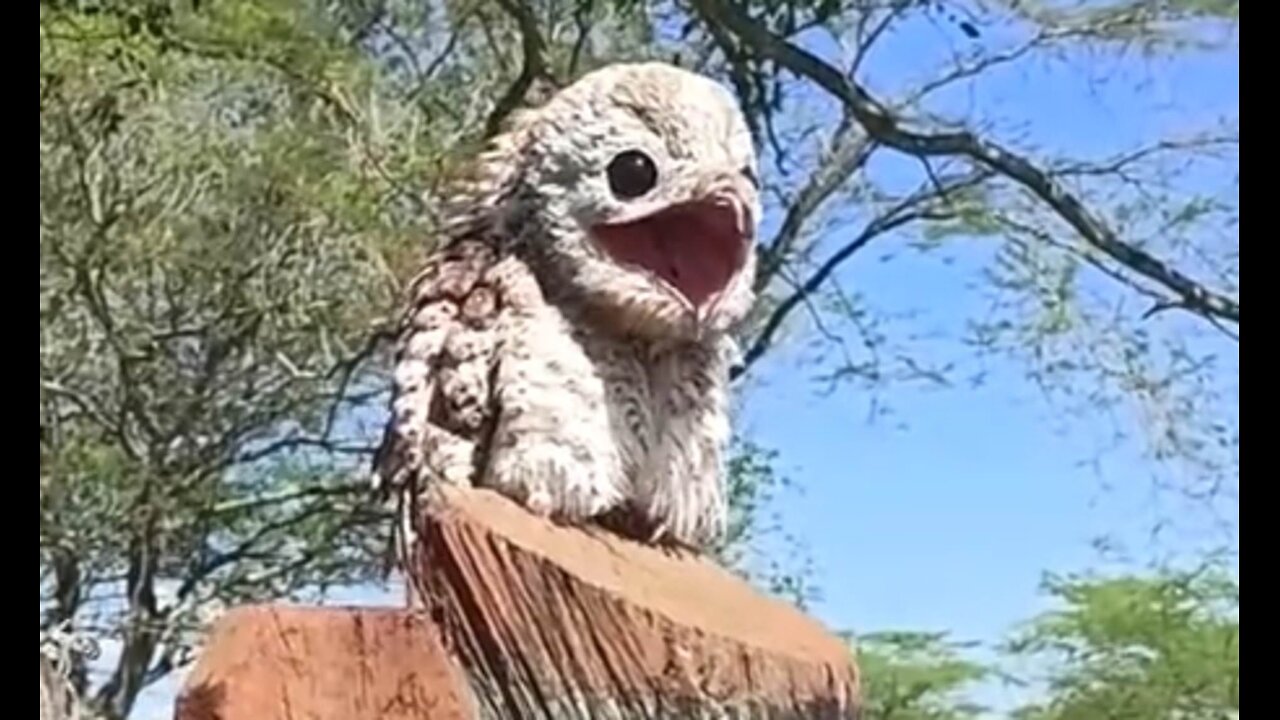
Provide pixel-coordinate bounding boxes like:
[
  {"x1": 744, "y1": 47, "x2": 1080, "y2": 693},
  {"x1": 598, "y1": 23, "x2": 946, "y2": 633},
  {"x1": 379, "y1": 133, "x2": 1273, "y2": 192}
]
[
  {"x1": 370, "y1": 101, "x2": 546, "y2": 492},
  {"x1": 372, "y1": 236, "x2": 505, "y2": 498}
]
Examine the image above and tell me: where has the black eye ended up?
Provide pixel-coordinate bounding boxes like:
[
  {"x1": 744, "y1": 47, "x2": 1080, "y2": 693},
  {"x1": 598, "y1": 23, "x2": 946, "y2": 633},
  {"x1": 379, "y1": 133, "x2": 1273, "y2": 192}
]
[
  {"x1": 607, "y1": 150, "x2": 658, "y2": 199},
  {"x1": 741, "y1": 165, "x2": 759, "y2": 188}
]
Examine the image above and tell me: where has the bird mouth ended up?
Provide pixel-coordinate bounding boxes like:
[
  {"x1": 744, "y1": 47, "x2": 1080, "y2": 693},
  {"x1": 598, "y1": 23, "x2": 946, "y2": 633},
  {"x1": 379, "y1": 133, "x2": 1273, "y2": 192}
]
[{"x1": 590, "y1": 195, "x2": 751, "y2": 311}]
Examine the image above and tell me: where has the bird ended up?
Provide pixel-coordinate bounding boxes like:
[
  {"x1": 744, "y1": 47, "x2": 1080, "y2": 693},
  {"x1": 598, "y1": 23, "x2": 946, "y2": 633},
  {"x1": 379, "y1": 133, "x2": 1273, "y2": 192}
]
[{"x1": 372, "y1": 62, "x2": 759, "y2": 563}]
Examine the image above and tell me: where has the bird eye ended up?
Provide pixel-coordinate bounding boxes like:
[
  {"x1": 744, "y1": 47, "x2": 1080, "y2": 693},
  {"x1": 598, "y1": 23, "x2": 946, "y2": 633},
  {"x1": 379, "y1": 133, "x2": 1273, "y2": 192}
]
[
  {"x1": 741, "y1": 165, "x2": 759, "y2": 189},
  {"x1": 607, "y1": 150, "x2": 658, "y2": 199}
]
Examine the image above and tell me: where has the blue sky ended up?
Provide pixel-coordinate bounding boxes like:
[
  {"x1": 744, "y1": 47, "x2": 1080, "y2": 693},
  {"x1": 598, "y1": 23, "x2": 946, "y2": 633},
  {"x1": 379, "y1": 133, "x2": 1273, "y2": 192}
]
[
  {"x1": 128, "y1": 9, "x2": 1238, "y2": 719},
  {"x1": 743, "y1": 2, "x2": 1241, "y2": 630},
  {"x1": 731, "y1": 10, "x2": 1238, "y2": 712}
]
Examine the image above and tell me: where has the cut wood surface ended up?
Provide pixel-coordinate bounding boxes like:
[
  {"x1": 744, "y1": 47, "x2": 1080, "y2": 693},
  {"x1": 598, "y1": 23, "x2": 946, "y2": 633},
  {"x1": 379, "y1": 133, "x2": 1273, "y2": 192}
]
[
  {"x1": 415, "y1": 485, "x2": 860, "y2": 718},
  {"x1": 175, "y1": 486, "x2": 860, "y2": 719},
  {"x1": 174, "y1": 605, "x2": 474, "y2": 720}
]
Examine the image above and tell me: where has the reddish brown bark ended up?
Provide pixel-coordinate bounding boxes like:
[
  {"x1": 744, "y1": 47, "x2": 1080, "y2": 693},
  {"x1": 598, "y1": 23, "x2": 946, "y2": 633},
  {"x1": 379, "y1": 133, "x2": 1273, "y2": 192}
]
[{"x1": 176, "y1": 487, "x2": 859, "y2": 719}]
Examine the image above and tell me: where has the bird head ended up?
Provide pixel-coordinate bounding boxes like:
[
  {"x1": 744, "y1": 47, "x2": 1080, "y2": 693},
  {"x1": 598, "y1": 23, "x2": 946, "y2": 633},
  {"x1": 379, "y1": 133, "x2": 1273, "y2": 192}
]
[{"x1": 471, "y1": 62, "x2": 760, "y2": 342}]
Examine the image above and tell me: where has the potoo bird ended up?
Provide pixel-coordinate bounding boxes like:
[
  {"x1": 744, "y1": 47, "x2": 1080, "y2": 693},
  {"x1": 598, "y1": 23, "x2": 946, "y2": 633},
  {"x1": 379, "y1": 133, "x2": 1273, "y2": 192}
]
[{"x1": 372, "y1": 62, "x2": 759, "y2": 557}]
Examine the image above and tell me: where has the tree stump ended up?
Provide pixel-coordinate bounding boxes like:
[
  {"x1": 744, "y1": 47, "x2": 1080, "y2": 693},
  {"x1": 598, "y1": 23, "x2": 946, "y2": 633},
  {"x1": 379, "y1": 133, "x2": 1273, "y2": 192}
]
[{"x1": 175, "y1": 486, "x2": 860, "y2": 719}]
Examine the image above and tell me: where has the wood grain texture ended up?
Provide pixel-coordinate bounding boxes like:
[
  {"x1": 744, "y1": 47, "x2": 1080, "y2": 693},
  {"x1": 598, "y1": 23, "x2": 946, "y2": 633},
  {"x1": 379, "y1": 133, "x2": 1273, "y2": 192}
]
[
  {"x1": 174, "y1": 606, "x2": 475, "y2": 720},
  {"x1": 174, "y1": 486, "x2": 860, "y2": 719},
  {"x1": 412, "y1": 486, "x2": 860, "y2": 719}
]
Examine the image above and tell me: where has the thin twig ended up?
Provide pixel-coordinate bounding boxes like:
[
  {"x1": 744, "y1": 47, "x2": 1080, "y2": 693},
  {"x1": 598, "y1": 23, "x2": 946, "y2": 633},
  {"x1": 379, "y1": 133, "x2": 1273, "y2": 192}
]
[
  {"x1": 485, "y1": 0, "x2": 551, "y2": 138},
  {"x1": 693, "y1": 0, "x2": 1240, "y2": 326},
  {"x1": 756, "y1": 117, "x2": 877, "y2": 293}
]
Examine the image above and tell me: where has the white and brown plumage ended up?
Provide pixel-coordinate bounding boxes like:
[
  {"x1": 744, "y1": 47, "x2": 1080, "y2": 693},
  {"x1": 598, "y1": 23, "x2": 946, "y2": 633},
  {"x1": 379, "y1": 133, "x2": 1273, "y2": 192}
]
[{"x1": 372, "y1": 62, "x2": 759, "y2": 561}]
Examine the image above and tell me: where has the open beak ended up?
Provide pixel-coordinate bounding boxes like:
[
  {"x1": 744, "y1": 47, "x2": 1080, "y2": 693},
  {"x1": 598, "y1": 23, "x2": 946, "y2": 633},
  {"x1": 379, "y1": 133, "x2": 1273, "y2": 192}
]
[{"x1": 590, "y1": 190, "x2": 753, "y2": 314}]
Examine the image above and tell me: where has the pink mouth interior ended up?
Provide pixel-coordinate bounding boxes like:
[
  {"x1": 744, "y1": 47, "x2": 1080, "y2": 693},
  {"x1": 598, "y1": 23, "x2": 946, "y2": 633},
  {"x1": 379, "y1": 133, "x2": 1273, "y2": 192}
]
[{"x1": 591, "y1": 201, "x2": 746, "y2": 309}]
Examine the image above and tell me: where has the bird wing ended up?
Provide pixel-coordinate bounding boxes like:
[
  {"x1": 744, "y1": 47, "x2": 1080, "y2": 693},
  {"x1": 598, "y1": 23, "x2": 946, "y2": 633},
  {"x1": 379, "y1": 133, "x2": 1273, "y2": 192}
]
[{"x1": 372, "y1": 237, "x2": 503, "y2": 510}]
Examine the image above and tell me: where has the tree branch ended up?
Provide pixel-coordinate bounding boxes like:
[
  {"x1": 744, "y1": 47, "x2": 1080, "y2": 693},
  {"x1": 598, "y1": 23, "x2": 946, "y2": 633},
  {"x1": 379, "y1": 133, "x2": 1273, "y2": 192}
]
[
  {"x1": 755, "y1": 117, "x2": 877, "y2": 294},
  {"x1": 484, "y1": 0, "x2": 552, "y2": 138},
  {"x1": 735, "y1": 169, "x2": 986, "y2": 379},
  {"x1": 40, "y1": 379, "x2": 117, "y2": 435},
  {"x1": 567, "y1": 0, "x2": 596, "y2": 77},
  {"x1": 95, "y1": 499, "x2": 162, "y2": 719},
  {"x1": 852, "y1": 0, "x2": 912, "y2": 73},
  {"x1": 176, "y1": 487, "x2": 369, "y2": 602},
  {"x1": 1053, "y1": 134, "x2": 1239, "y2": 178},
  {"x1": 692, "y1": 0, "x2": 1239, "y2": 326}
]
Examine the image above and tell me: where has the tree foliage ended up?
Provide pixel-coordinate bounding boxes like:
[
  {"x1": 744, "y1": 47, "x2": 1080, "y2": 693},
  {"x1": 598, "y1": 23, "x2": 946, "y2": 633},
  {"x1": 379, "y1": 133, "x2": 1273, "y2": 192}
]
[
  {"x1": 40, "y1": 3, "x2": 416, "y2": 716},
  {"x1": 854, "y1": 631, "x2": 990, "y2": 720},
  {"x1": 1007, "y1": 563, "x2": 1239, "y2": 720},
  {"x1": 847, "y1": 563, "x2": 1238, "y2": 720},
  {"x1": 716, "y1": 438, "x2": 820, "y2": 610},
  {"x1": 39, "y1": 1, "x2": 1237, "y2": 717}
]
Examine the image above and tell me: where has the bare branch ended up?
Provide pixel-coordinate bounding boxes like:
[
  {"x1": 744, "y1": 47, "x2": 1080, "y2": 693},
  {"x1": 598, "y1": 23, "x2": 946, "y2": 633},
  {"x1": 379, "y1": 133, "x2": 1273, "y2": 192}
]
[
  {"x1": 485, "y1": 0, "x2": 553, "y2": 138},
  {"x1": 321, "y1": 326, "x2": 395, "y2": 442},
  {"x1": 902, "y1": 33, "x2": 1048, "y2": 105},
  {"x1": 376, "y1": 16, "x2": 428, "y2": 90},
  {"x1": 1053, "y1": 135, "x2": 1239, "y2": 178},
  {"x1": 692, "y1": 0, "x2": 1240, "y2": 327},
  {"x1": 995, "y1": 214, "x2": 1240, "y2": 345},
  {"x1": 94, "y1": 504, "x2": 162, "y2": 718},
  {"x1": 235, "y1": 436, "x2": 377, "y2": 465},
  {"x1": 701, "y1": 12, "x2": 776, "y2": 158},
  {"x1": 894, "y1": 10, "x2": 1193, "y2": 110},
  {"x1": 994, "y1": 213, "x2": 1166, "y2": 306},
  {"x1": 45, "y1": 549, "x2": 83, "y2": 630},
  {"x1": 176, "y1": 486, "x2": 371, "y2": 602},
  {"x1": 853, "y1": 1, "x2": 912, "y2": 72},
  {"x1": 40, "y1": 379, "x2": 116, "y2": 435},
  {"x1": 775, "y1": 263, "x2": 864, "y2": 387},
  {"x1": 423, "y1": 19, "x2": 470, "y2": 83},
  {"x1": 222, "y1": 328, "x2": 389, "y2": 469},
  {"x1": 756, "y1": 117, "x2": 877, "y2": 293},
  {"x1": 209, "y1": 484, "x2": 367, "y2": 518},
  {"x1": 568, "y1": 0, "x2": 596, "y2": 77},
  {"x1": 736, "y1": 169, "x2": 989, "y2": 378}
]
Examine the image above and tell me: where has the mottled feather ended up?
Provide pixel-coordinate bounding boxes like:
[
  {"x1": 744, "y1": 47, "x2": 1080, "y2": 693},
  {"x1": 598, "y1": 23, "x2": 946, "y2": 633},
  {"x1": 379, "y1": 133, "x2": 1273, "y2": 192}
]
[{"x1": 373, "y1": 62, "x2": 760, "y2": 576}]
